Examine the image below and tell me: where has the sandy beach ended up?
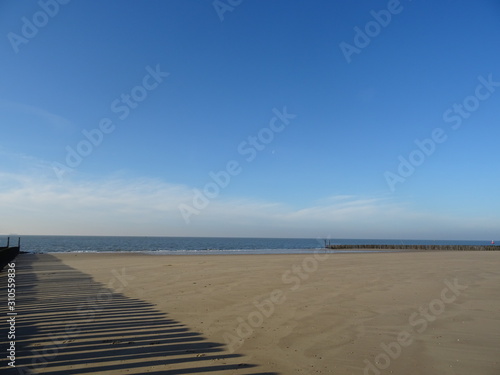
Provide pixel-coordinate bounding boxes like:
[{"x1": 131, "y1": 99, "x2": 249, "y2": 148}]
[{"x1": 3, "y1": 251, "x2": 500, "y2": 374}]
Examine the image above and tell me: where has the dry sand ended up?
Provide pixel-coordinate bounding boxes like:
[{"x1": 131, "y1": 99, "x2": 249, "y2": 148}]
[{"x1": 2, "y1": 251, "x2": 500, "y2": 374}]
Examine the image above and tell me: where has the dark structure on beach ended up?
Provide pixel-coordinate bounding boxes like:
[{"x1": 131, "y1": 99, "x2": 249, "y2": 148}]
[
  {"x1": 0, "y1": 237, "x2": 20, "y2": 271},
  {"x1": 325, "y1": 243, "x2": 500, "y2": 251}
]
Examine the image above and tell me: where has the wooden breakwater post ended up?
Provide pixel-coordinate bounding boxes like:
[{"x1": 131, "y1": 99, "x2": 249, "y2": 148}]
[
  {"x1": 324, "y1": 243, "x2": 500, "y2": 251},
  {"x1": 0, "y1": 237, "x2": 21, "y2": 271}
]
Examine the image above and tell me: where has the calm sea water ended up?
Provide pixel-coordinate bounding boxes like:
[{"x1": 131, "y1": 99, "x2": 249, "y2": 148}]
[{"x1": 3, "y1": 236, "x2": 496, "y2": 255}]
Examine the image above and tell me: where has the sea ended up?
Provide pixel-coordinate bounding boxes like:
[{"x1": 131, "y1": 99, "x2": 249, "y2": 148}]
[{"x1": 3, "y1": 236, "x2": 496, "y2": 255}]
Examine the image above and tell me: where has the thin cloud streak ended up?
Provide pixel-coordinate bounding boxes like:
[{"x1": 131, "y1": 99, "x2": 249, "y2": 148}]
[
  {"x1": 0, "y1": 100, "x2": 75, "y2": 131},
  {"x1": 0, "y1": 172, "x2": 497, "y2": 240}
]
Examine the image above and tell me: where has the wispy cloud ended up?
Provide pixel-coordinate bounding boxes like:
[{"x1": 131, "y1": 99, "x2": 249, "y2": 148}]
[
  {"x1": 0, "y1": 170, "x2": 498, "y2": 239},
  {"x1": 0, "y1": 147, "x2": 55, "y2": 172},
  {"x1": 0, "y1": 100, "x2": 75, "y2": 131}
]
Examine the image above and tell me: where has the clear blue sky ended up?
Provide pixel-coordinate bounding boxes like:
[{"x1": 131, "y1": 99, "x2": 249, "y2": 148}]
[{"x1": 1, "y1": 0, "x2": 499, "y2": 239}]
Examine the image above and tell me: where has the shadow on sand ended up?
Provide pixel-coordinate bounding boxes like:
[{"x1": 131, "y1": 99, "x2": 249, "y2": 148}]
[{"x1": 0, "y1": 254, "x2": 278, "y2": 375}]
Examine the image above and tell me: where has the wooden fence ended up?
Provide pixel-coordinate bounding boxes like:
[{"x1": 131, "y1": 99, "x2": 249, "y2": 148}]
[
  {"x1": 325, "y1": 244, "x2": 499, "y2": 251},
  {"x1": 0, "y1": 237, "x2": 21, "y2": 271}
]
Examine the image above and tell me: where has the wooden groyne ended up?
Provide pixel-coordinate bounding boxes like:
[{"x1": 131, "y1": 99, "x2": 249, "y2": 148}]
[
  {"x1": 0, "y1": 237, "x2": 21, "y2": 271},
  {"x1": 325, "y1": 243, "x2": 500, "y2": 251}
]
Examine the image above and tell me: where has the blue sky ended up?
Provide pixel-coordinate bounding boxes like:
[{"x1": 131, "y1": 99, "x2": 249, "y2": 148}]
[{"x1": 1, "y1": 0, "x2": 499, "y2": 239}]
